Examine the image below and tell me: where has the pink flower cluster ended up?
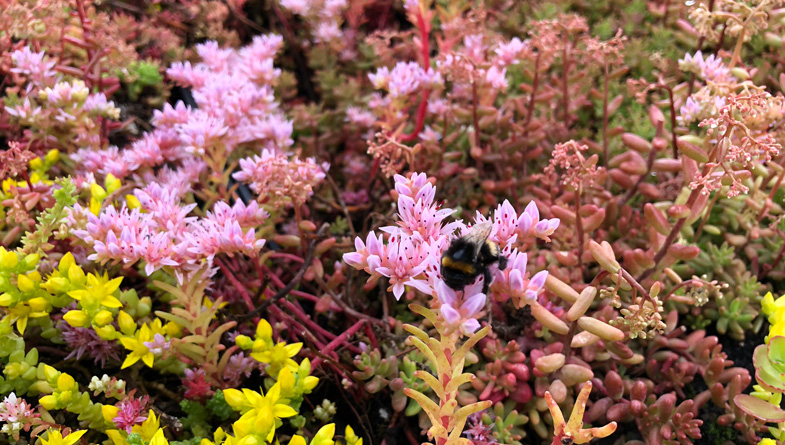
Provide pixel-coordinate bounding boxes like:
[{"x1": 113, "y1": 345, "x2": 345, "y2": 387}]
[
  {"x1": 0, "y1": 393, "x2": 39, "y2": 440},
  {"x1": 678, "y1": 51, "x2": 733, "y2": 84},
  {"x1": 369, "y1": 62, "x2": 443, "y2": 100},
  {"x1": 343, "y1": 173, "x2": 558, "y2": 334},
  {"x1": 233, "y1": 149, "x2": 329, "y2": 208},
  {"x1": 5, "y1": 48, "x2": 120, "y2": 151},
  {"x1": 279, "y1": 0, "x2": 348, "y2": 44},
  {"x1": 70, "y1": 183, "x2": 268, "y2": 280},
  {"x1": 72, "y1": 34, "x2": 294, "y2": 187}
]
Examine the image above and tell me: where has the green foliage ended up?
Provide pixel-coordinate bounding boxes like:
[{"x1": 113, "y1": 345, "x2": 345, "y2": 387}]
[
  {"x1": 121, "y1": 60, "x2": 164, "y2": 101},
  {"x1": 19, "y1": 177, "x2": 77, "y2": 256}
]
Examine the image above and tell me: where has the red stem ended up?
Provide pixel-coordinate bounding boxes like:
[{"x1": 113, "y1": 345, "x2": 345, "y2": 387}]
[
  {"x1": 215, "y1": 257, "x2": 255, "y2": 311},
  {"x1": 399, "y1": 9, "x2": 431, "y2": 142},
  {"x1": 311, "y1": 320, "x2": 365, "y2": 367}
]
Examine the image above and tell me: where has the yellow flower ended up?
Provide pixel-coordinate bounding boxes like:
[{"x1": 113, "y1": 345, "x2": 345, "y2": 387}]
[
  {"x1": 224, "y1": 383, "x2": 298, "y2": 442},
  {"x1": 758, "y1": 439, "x2": 777, "y2": 445},
  {"x1": 763, "y1": 293, "x2": 785, "y2": 324},
  {"x1": 68, "y1": 273, "x2": 123, "y2": 310},
  {"x1": 150, "y1": 429, "x2": 169, "y2": 445},
  {"x1": 345, "y1": 425, "x2": 362, "y2": 445},
  {"x1": 132, "y1": 410, "x2": 161, "y2": 441},
  {"x1": 119, "y1": 323, "x2": 155, "y2": 368},
  {"x1": 311, "y1": 424, "x2": 335, "y2": 445},
  {"x1": 288, "y1": 425, "x2": 335, "y2": 445},
  {"x1": 105, "y1": 429, "x2": 127, "y2": 445},
  {"x1": 251, "y1": 342, "x2": 302, "y2": 376},
  {"x1": 41, "y1": 429, "x2": 86, "y2": 445},
  {"x1": 4, "y1": 298, "x2": 49, "y2": 334}
]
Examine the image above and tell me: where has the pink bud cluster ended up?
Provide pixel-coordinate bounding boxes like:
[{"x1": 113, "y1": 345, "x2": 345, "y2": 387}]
[{"x1": 343, "y1": 173, "x2": 559, "y2": 334}]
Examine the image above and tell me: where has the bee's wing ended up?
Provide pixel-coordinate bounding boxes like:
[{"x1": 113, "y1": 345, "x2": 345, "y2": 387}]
[{"x1": 464, "y1": 221, "x2": 493, "y2": 260}]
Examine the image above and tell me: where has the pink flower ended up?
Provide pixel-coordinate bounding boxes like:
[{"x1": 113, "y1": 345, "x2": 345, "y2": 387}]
[
  {"x1": 371, "y1": 235, "x2": 431, "y2": 300},
  {"x1": 678, "y1": 51, "x2": 732, "y2": 83},
  {"x1": 343, "y1": 231, "x2": 385, "y2": 272},
  {"x1": 196, "y1": 41, "x2": 235, "y2": 72},
  {"x1": 124, "y1": 135, "x2": 164, "y2": 171},
  {"x1": 427, "y1": 97, "x2": 450, "y2": 115},
  {"x1": 143, "y1": 333, "x2": 172, "y2": 356},
  {"x1": 463, "y1": 34, "x2": 486, "y2": 63},
  {"x1": 370, "y1": 62, "x2": 442, "y2": 99},
  {"x1": 184, "y1": 219, "x2": 265, "y2": 260},
  {"x1": 223, "y1": 353, "x2": 258, "y2": 387},
  {"x1": 495, "y1": 37, "x2": 527, "y2": 66},
  {"x1": 436, "y1": 279, "x2": 486, "y2": 334},
  {"x1": 183, "y1": 368, "x2": 214, "y2": 400},
  {"x1": 152, "y1": 102, "x2": 191, "y2": 128},
  {"x1": 393, "y1": 172, "x2": 431, "y2": 199},
  {"x1": 368, "y1": 66, "x2": 391, "y2": 90},
  {"x1": 10, "y1": 47, "x2": 56, "y2": 87},
  {"x1": 241, "y1": 34, "x2": 284, "y2": 61},
  {"x1": 392, "y1": 192, "x2": 457, "y2": 242},
  {"x1": 134, "y1": 183, "x2": 197, "y2": 235},
  {"x1": 166, "y1": 61, "x2": 210, "y2": 88},
  {"x1": 0, "y1": 392, "x2": 39, "y2": 439},
  {"x1": 315, "y1": 21, "x2": 342, "y2": 43},
  {"x1": 485, "y1": 66, "x2": 508, "y2": 90},
  {"x1": 176, "y1": 111, "x2": 230, "y2": 155},
  {"x1": 492, "y1": 250, "x2": 548, "y2": 301},
  {"x1": 280, "y1": 0, "x2": 308, "y2": 14},
  {"x1": 418, "y1": 126, "x2": 442, "y2": 142},
  {"x1": 233, "y1": 149, "x2": 327, "y2": 207},
  {"x1": 113, "y1": 396, "x2": 149, "y2": 433},
  {"x1": 517, "y1": 201, "x2": 560, "y2": 242},
  {"x1": 346, "y1": 106, "x2": 376, "y2": 127},
  {"x1": 133, "y1": 231, "x2": 180, "y2": 276},
  {"x1": 208, "y1": 201, "x2": 269, "y2": 229}
]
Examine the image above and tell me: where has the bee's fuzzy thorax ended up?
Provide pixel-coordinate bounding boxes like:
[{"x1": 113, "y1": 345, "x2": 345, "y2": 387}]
[{"x1": 440, "y1": 223, "x2": 507, "y2": 294}]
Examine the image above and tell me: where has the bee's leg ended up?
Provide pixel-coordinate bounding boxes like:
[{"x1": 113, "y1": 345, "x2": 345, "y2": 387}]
[
  {"x1": 483, "y1": 268, "x2": 493, "y2": 327},
  {"x1": 482, "y1": 267, "x2": 492, "y2": 295}
]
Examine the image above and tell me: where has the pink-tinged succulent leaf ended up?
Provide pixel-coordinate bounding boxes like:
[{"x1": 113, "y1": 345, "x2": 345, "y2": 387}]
[
  {"x1": 734, "y1": 394, "x2": 785, "y2": 422},
  {"x1": 754, "y1": 343, "x2": 785, "y2": 393}
]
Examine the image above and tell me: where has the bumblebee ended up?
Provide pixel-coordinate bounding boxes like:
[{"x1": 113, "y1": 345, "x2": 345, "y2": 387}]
[{"x1": 440, "y1": 221, "x2": 507, "y2": 294}]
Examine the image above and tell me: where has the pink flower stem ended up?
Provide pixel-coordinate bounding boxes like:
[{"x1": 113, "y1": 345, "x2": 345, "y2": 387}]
[
  {"x1": 269, "y1": 252, "x2": 305, "y2": 262},
  {"x1": 561, "y1": 32, "x2": 571, "y2": 125},
  {"x1": 602, "y1": 62, "x2": 610, "y2": 179},
  {"x1": 215, "y1": 257, "x2": 255, "y2": 311},
  {"x1": 312, "y1": 320, "x2": 365, "y2": 367},
  {"x1": 574, "y1": 188, "x2": 584, "y2": 274},
  {"x1": 364, "y1": 322, "x2": 379, "y2": 349},
  {"x1": 399, "y1": 9, "x2": 431, "y2": 143}
]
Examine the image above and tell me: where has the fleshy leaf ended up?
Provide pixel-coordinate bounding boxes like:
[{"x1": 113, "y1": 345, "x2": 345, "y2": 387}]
[{"x1": 734, "y1": 394, "x2": 785, "y2": 422}]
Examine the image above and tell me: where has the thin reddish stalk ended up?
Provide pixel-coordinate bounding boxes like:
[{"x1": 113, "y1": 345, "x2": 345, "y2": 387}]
[
  {"x1": 399, "y1": 9, "x2": 431, "y2": 142},
  {"x1": 562, "y1": 33, "x2": 570, "y2": 125},
  {"x1": 283, "y1": 300, "x2": 337, "y2": 341},
  {"x1": 638, "y1": 187, "x2": 702, "y2": 282},
  {"x1": 215, "y1": 257, "x2": 255, "y2": 311},
  {"x1": 602, "y1": 63, "x2": 610, "y2": 171},
  {"x1": 311, "y1": 320, "x2": 365, "y2": 367},
  {"x1": 574, "y1": 189, "x2": 584, "y2": 273}
]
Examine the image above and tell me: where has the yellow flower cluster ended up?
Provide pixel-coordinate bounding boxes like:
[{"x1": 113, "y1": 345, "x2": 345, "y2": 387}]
[
  {"x1": 235, "y1": 319, "x2": 303, "y2": 377},
  {"x1": 89, "y1": 174, "x2": 122, "y2": 215},
  {"x1": 763, "y1": 292, "x2": 785, "y2": 342}
]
